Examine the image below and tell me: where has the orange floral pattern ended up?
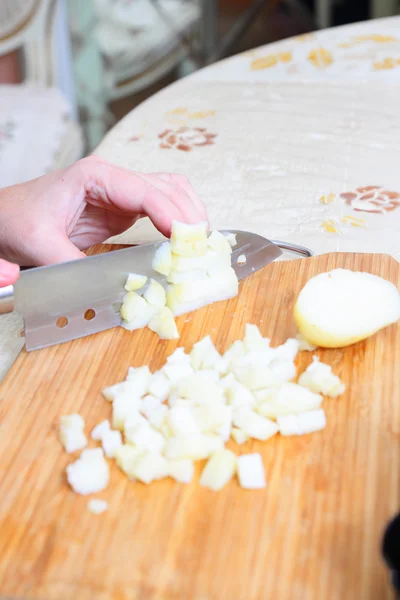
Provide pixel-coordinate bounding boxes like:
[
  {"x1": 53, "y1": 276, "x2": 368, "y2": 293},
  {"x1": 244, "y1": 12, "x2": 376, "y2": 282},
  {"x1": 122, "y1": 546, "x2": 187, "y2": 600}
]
[
  {"x1": 321, "y1": 215, "x2": 367, "y2": 235},
  {"x1": 339, "y1": 34, "x2": 398, "y2": 49},
  {"x1": 251, "y1": 52, "x2": 292, "y2": 71},
  {"x1": 294, "y1": 33, "x2": 314, "y2": 42},
  {"x1": 321, "y1": 218, "x2": 342, "y2": 234},
  {"x1": 319, "y1": 193, "x2": 336, "y2": 205},
  {"x1": 245, "y1": 26, "x2": 400, "y2": 78},
  {"x1": 340, "y1": 185, "x2": 400, "y2": 214},
  {"x1": 308, "y1": 48, "x2": 333, "y2": 69},
  {"x1": 165, "y1": 108, "x2": 216, "y2": 119},
  {"x1": 354, "y1": 34, "x2": 398, "y2": 44},
  {"x1": 373, "y1": 58, "x2": 400, "y2": 70},
  {"x1": 159, "y1": 127, "x2": 217, "y2": 152}
]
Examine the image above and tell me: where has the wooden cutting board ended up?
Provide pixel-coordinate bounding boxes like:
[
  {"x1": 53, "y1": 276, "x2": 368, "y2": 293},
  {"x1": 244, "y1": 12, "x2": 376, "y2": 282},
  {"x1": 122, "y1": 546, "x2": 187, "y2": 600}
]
[{"x1": 0, "y1": 249, "x2": 399, "y2": 600}]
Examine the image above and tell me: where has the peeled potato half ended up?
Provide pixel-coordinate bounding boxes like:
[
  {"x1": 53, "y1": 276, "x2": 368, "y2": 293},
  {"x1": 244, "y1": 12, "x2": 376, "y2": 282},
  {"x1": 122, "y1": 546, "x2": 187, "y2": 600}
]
[{"x1": 294, "y1": 269, "x2": 400, "y2": 348}]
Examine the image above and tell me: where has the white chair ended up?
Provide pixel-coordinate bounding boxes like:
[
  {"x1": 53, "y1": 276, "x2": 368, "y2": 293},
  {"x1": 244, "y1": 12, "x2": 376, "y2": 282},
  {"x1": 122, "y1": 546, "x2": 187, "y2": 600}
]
[
  {"x1": 0, "y1": 0, "x2": 83, "y2": 188},
  {"x1": 92, "y1": 0, "x2": 201, "y2": 101}
]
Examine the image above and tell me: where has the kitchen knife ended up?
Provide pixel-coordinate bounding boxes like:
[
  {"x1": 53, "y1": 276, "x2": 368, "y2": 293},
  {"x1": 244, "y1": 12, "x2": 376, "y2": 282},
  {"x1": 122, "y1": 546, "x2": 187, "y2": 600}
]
[{"x1": 0, "y1": 231, "x2": 313, "y2": 351}]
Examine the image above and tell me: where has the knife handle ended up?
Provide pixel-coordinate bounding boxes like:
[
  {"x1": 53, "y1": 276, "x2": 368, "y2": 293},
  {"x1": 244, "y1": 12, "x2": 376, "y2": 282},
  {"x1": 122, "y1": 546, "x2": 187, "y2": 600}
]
[
  {"x1": 271, "y1": 240, "x2": 314, "y2": 258},
  {"x1": 0, "y1": 284, "x2": 14, "y2": 314}
]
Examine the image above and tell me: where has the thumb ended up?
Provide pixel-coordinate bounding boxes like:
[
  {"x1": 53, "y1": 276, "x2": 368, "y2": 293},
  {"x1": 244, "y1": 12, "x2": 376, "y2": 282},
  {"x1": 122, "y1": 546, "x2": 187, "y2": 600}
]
[
  {"x1": 0, "y1": 259, "x2": 20, "y2": 287},
  {"x1": 27, "y1": 235, "x2": 86, "y2": 266}
]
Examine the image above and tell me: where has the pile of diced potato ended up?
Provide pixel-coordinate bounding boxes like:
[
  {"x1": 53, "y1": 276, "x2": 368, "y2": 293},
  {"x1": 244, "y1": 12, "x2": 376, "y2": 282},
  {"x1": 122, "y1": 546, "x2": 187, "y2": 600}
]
[{"x1": 60, "y1": 325, "x2": 345, "y2": 502}]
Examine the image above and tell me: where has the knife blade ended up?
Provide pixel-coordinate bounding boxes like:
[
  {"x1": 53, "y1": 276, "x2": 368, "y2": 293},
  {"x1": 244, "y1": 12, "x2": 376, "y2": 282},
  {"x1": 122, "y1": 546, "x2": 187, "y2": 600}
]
[{"x1": 0, "y1": 231, "x2": 311, "y2": 351}]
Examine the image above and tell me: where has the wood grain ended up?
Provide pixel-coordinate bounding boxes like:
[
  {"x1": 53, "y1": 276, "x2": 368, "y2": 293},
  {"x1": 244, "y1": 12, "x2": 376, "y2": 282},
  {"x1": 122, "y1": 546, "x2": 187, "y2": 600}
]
[{"x1": 0, "y1": 248, "x2": 398, "y2": 600}]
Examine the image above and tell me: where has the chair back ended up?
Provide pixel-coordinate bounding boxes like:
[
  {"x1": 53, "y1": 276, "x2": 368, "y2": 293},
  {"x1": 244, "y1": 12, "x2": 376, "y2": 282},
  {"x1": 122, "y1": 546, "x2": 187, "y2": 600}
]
[{"x1": 0, "y1": 0, "x2": 59, "y2": 85}]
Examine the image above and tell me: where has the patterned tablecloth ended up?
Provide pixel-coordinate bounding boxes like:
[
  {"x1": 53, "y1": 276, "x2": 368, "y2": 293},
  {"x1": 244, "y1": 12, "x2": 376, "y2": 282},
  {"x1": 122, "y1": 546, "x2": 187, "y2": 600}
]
[
  {"x1": 96, "y1": 16, "x2": 400, "y2": 258},
  {"x1": 1, "y1": 16, "x2": 400, "y2": 380}
]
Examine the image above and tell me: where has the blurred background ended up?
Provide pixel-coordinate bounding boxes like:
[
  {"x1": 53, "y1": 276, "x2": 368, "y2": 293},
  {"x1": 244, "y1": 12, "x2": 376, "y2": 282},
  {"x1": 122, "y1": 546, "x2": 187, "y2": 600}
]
[{"x1": 0, "y1": 0, "x2": 399, "y2": 187}]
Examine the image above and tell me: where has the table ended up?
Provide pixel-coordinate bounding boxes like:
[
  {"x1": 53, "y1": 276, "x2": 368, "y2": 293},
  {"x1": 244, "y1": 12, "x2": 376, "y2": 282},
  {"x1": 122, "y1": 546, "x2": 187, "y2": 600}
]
[
  {"x1": 95, "y1": 16, "x2": 400, "y2": 261},
  {"x1": 1, "y1": 16, "x2": 400, "y2": 381}
]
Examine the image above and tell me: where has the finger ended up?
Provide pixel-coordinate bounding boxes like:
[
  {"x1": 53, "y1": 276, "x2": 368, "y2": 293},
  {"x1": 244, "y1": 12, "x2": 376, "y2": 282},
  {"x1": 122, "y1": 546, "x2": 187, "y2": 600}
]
[
  {"x1": 151, "y1": 173, "x2": 208, "y2": 221},
  {"x1": 136, "y1": 173, "x2": 206, "y2": 226},
  {"x1": 80, "y1": 158, "x2": 205, "y2": 237},
  {"x1": 0, "y1": 259, "x2": 20, "y2": 287}
]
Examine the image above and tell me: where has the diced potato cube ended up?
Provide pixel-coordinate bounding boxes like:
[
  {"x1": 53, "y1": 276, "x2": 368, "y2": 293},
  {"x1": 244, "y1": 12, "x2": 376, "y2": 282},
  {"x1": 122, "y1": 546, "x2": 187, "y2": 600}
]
[
  {"x1": 123, "y1": 410, "x2": 148, "y2": 436},
  {"x1": 120, "y1": 292, "x2": 156, "y2": 329},
  {"x1": 66, "y1": 448, "x2": 109, "y2": 495},
  {"x1": 148, "y1": 307, "x2": 179, "y2": 340},
  {"x1": 170, "y1": 220, "x2": 208, "y2": 257},
  {"x1": 102, "y1": 381, "x2": 139, "y2": 402},
  {"x1": 207, "y1": 230, "x2": 232, "y2": 255},
  {"x1": 190, "y1": 335, "x2": 222, "y2": 370},
  {"x1": 101, "y1": 429, "x2": 123, "y2": 458},
  {"x1": 140, "y1": 395, "x2": 161, "y2": 419},
  {"x1": 148, "y1": 371, "x2": 171, "y2": 401},
  {"x1": 298, "y1": 357, "x2": 345, "y2": 398},
  {"x1": 166, "y1": 347, "x2": 191, "y2": 366},
  {"x1": 112, "y1": 395, "x2": 142, "y2": 430},
  {"x1": 256, "y1": 383, "x2": 322, "y2": 419},
  {"x1": 233, "y1": 409, "x2": 278, "y2": 441},
  {"x1": 226, "y1": 380, "x2": 255, "y2": 410},
  {"x1": 269, "y1": 359, "x2": 297, "y2": 383},
  {"x1": 91, "y1": 419, "x2": 111, "y2": 441},
  {"x1": 277, "y1": 409, "x2": 327, "y2": 436},
  {"x1": 125, "y1": 366, "x2": 152, "y2": 396},
  {"x1": 231, "y1": 427, "x2": 249, "y2": 445},
  {"x1": 199, "y1": 449, "x2": 236, "y2": 491},
  {"x1": 273, "y1": 338, "x2": 301, "y2": 362},
  {"x1": 223, "y1": 340, "x2": 245, "y2": 365},
  {"x1": 131, "y1": 451, "x2": 168, "y2": 484},
  {"x1": 125, "y1": 273, "x2": 147, "y2": 292},
  {"x1": 167, "y1": 459, "x2": 194, "y2": 483},
  {"x1": 194, "y1": 403, "x2": 232, "y2": 435},
  {"x1": 176, "y1": 373, "x2": 225, "y2": 405},
  {"x1": 223, "y1": 232, "x2": 237, "y2": 247},
  {"x1": 59, "y1": 414, "x2": 87, "y2": 454},
  {"x1": 162, "y1": 362, "x2": 194, "y2": 384},
  {"x1": 126, "y1": 423, "x2": 166, "y2": 453},
  {"x1": 231, "y1": 362, "x2": 282, "y2": 391},
  {"x1": 114, "y1": 444, "x2": 144, "y2": 479},
  {"x1": 166, "y1": 268, "x2": 238, "y2": 317},
  {"x1": 168, "y1": 405, "x2": 199, "y2": 436},
  {"x1": 237, "y1": 453, "x2": 266, "y2": 490},
  {"x1": 143, "y1": 279, "x2": 167, "y2": 308},
  {"x1": 197, "y1": 369, "x2": 220, "y2": 383},
  {"x1": 219, "y1": 372, "x2": 237, "y2": 393},
  {"x1": 152, "y1": 241, "x2": 172, "y2": 276},
  {"x1": 243, "y1": 324, "x2": 265, "y2": 351},
  {"x1": 165, "y1": 434, "x2": 223, "y2": 460},
  {"x1": 147, "y1": 404, "x2": 169, "y2": 430}
]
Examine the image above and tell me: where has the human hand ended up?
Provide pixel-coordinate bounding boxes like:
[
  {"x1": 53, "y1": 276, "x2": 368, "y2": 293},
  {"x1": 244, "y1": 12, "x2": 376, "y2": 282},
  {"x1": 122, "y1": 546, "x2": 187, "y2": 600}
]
[{"x1": 0, "y1": 156, "x2": 207, "y2": 286}]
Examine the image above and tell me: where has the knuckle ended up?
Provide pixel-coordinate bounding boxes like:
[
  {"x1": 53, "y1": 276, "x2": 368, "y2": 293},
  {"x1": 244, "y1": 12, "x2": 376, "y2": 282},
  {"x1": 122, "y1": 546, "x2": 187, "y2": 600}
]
[
  {"x1": 178, "y1": 174, "x2": 190, "y2": 185},
  {"x1": 77, "y1": 155, "x2": 103, "y2": 170}
]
